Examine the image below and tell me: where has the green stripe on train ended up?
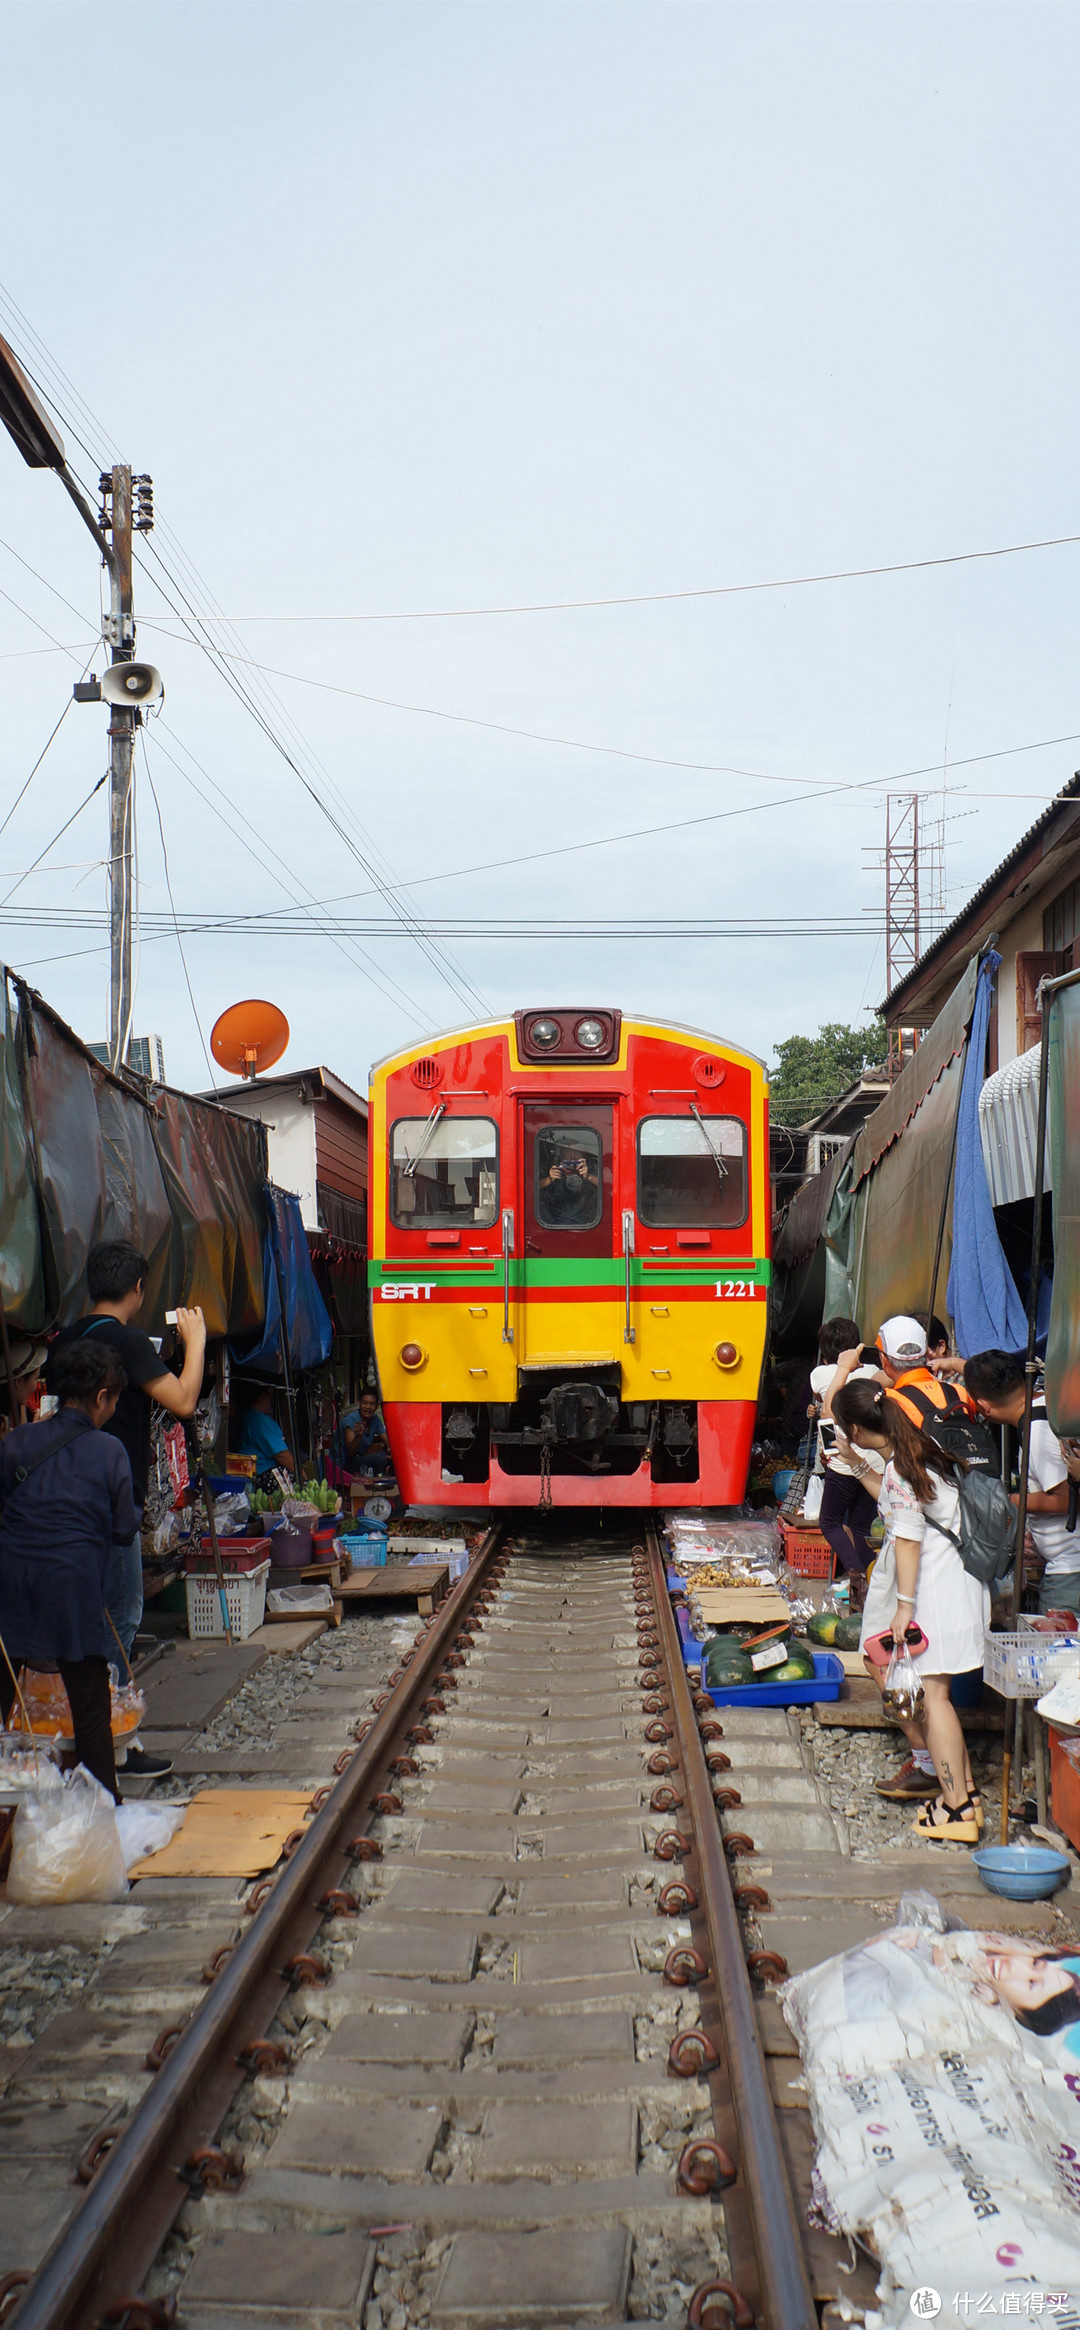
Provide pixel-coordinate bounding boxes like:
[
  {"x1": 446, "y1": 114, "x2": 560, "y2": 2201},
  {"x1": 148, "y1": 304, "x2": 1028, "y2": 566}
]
[{"x1": 371, "y1": 1257, "x2": 771, "y2": 1289}]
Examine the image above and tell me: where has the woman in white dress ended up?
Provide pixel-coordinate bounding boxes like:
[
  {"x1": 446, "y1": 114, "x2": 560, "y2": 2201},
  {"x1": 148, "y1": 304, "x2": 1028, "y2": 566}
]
[{"x1": 831, "y1": 1376, "x2": 990, "y2": 1844}]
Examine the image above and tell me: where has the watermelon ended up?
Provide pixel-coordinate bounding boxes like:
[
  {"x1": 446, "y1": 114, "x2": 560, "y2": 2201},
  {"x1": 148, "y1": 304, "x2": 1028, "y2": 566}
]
[
  {"x1": 807, "y1": 1610, "x2": 840, "y2": 1647},
  {"x1": 704, "y1": 1640, "x2": 754, "y2": 1688},
  {"x1": 835, "y1": 1615, "x2": 863, "y2": 1652},
  {"x1": 765, "y1": 1647, "x2": 816, "y2": 1685}
]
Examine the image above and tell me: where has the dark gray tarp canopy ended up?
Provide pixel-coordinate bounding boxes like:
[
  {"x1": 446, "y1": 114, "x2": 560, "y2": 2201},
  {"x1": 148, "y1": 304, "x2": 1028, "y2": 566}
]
[{"x1": 1, "y1": 975, "x2": 268, "y2": 1338}]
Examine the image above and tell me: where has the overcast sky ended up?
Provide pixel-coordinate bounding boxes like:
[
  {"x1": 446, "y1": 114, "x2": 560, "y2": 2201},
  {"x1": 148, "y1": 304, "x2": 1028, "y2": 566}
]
[{"x1": 1, "y1": 1, "x2": 1078, "y2": 1097}]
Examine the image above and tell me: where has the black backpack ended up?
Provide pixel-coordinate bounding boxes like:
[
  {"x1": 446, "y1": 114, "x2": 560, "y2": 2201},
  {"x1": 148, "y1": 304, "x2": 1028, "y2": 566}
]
[
  {"x1": 894, "y1": 1381, "x2": 1001, "y2": 1478},
  {"x1": 941, "y1": 1468, "x2": 1018, "y2": 1586}
]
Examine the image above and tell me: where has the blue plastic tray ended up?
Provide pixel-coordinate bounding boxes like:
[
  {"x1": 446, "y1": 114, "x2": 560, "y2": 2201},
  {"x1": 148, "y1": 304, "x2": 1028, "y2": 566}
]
[{"x1": 699, "y1": 1648, "x2": 844, "y2": 1707}]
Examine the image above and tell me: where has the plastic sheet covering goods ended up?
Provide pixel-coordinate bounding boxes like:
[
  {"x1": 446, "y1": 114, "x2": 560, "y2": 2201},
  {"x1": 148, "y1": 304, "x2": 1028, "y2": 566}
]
[{"x1": 781, "y1": 1891, "x2": 1080, "y2": 2328}]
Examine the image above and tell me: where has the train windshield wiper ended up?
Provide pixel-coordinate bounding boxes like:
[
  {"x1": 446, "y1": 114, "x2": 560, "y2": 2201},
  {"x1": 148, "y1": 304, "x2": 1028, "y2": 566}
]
[
  {"x1": 690, "y1": 1103, "x2": 728, "y2": 1184},
  {"x1": 401, "y1": 1102, "x2": 447, "y2": 1178}
]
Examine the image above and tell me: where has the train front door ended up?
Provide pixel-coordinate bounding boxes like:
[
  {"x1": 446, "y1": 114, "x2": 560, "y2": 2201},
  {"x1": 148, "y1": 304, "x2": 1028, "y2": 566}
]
[{"x1": 518, "y1": 1101, "x2": 614, "y2": 1366}]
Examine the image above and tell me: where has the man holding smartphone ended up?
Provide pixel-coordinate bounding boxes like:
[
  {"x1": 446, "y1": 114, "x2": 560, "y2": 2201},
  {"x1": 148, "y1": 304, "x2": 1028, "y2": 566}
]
[
  {"x1": 810, "y1": 1317, "x2": 884, "y2": 1577},
  {"x1": 46, "y1": 1240, "x2": 207, "y2": 1780}
]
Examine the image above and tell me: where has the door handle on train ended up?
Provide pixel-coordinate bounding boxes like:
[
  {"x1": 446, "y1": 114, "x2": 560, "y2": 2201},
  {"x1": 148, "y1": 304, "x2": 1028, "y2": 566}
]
[
  {"x1": 622, "y1": 1210, "x2": 636, "y2": 1344},
  {"x1": 502, "y1": 1209, "x2": 515, "y2": 1343}
]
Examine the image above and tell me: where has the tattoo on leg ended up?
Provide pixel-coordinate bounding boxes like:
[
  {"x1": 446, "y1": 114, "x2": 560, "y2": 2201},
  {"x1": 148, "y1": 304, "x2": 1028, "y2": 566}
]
[{"x1": 940, "y1": 1760, "x2": 956, "y2": 1794}]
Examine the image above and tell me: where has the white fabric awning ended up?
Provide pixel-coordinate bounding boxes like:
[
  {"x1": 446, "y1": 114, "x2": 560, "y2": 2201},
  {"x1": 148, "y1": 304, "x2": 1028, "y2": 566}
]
[{"x1": 979, "y1": 1044, "x2": 1051, "y2": 1206}]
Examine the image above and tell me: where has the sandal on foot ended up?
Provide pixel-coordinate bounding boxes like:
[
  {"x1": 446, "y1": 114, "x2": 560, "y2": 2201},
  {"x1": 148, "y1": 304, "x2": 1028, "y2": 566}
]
[{"x1": 913, "y1": 1796, "x2": 980, "y2": 1843}]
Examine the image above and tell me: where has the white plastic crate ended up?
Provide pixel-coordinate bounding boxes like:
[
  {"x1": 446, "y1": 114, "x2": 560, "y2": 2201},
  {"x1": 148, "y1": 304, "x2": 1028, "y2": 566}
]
[
  {"x1": 982, "y1": 1626, "x2": 1080, "y2": 1701},
  {"x1": 185, "y1": 1560, "x2": 270, "y2": 1640}
]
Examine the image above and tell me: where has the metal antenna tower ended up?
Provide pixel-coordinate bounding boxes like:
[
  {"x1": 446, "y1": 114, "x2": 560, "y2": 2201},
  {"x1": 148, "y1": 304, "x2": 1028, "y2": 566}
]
[{"x1": 884, "y1": 793, "x2": 920, "y2": 996}]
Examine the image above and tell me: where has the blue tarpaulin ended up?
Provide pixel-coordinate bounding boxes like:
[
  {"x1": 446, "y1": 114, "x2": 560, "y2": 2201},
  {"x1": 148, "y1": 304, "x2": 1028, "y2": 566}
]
[
  {"x1": 230, "y1": 1187, "x2": 333, "y2": 1375},
  {"x1": 946, "y1": 953, "x2": 1029, "y2": 1355}
]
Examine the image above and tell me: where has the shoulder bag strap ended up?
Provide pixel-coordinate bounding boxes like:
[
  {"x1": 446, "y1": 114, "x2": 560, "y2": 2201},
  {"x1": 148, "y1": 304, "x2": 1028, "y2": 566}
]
[{"x1": 6, "y1": 1420, "x2": 87, "y2": 1498}]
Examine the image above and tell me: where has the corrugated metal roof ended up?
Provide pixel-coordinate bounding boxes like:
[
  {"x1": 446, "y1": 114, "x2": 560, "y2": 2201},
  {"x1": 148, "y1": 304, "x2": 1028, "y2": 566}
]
[
  {"x1": 881, "y1": 771, "x2": 1080, "y2": 1017},
  {"x1": 853, "y1": 954, "x2": 979, "y2": 1182},
  {"x1": 978, "y1": 1043, "x2": 1050, "y2": 1206}
]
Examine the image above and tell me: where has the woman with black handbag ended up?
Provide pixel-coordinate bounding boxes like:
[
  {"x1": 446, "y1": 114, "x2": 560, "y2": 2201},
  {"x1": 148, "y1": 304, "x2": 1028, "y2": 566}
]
[{"x1": 0, "y1": 1342, "x2": 136, "y2": 1800}]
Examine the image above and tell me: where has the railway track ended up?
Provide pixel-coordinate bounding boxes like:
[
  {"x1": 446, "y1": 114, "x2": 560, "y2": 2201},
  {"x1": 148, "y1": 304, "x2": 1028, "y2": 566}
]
[{"x1": 0, "y1": 1523, "x2": 874, "y2": 2330}]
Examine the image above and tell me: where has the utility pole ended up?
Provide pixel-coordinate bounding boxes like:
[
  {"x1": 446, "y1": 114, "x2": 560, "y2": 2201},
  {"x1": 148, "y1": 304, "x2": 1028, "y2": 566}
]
[
  {"x1": 101, "y1": 465, "x2": 136, "y2": 1071},
  {"x1": 0, "y1": 332, "x2": 159, "y2": 1073}
]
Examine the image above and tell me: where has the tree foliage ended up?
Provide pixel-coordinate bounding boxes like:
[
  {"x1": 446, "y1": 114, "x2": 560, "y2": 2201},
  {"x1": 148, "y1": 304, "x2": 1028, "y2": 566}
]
[{"x1": 769, "y1": 1023, "x2": 882, "y2": 1125}]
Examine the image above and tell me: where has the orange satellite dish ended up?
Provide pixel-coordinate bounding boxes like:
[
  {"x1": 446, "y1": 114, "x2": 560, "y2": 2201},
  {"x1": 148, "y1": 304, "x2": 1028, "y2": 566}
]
[{"x1": 210, "y1": 999, "x2": 290, "y2": 1081}]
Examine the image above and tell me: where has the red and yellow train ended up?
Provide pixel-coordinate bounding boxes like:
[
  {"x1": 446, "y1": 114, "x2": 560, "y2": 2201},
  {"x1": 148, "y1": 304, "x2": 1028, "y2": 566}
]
[{"x1": 368, "y1": 1008, "x2": 770, "y2": 1508}]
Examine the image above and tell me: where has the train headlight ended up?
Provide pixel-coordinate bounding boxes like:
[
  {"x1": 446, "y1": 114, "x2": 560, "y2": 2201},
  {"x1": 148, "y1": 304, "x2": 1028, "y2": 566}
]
[
  {"x1": 400, "y1": 1342, "x2": 426, "y2": 1370},
  {"x1": 575, "y1": 1017, "x2": 606, "y2": 1049},
  {"x1": 529, "y1": 1017, "x2": 562, "y2": 1049},
  {"x1": 714, "y1": 1342, "x2": 739, "y2": 1369}
]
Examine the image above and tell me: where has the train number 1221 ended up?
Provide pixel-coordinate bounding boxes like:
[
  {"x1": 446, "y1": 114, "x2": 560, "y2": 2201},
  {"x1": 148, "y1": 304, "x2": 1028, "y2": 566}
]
[{"x1": 715, "y1": 1280, "x2": 758, "y2": 1299}]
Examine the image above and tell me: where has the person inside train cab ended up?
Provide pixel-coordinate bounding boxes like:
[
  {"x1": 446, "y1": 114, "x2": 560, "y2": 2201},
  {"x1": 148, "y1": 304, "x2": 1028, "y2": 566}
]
[{"x1": 539, "y1": 1146, "x2": 599, "y2": 1226}]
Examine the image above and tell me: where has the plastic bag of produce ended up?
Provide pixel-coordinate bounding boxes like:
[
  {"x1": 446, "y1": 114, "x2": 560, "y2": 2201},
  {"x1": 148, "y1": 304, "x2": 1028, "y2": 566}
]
[
  {"x1": 113, "y1": 1798, "x2": 187, "y2": 1870},
  {"x1": 881, "y1": 1639, "x2": 925, "y2": 1726},
  {"x1": 0, "y1": 1732, "x2": 58, "y2": 1794},
  {"x1": 801, "y1": 1472, "x2": 824, "y2": 1523},
  {"x1": 7, "y1": 1764, "x2": 129, "y2": 1903}
]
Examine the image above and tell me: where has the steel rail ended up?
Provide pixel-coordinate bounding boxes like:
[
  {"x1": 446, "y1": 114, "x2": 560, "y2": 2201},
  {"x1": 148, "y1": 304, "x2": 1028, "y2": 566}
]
[
  {"x1": 643, "y1": 1528, "x2": 818, "y2": 2330},
  {"x1": 11, "y1": 1526, "x2": 506, "y2": 2330}
]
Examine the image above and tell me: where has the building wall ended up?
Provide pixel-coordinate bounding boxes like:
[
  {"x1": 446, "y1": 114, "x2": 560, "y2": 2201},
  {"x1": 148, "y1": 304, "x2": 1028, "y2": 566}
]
[
  {"x1": 314, "y1": 1093, "x2": 368, "y2": 1206},
  {"x1": 215, "y1": 1087, "x2": 320, "y2": 1227},
  {"x1": 993, "y1": 891, "x2": 1046, "y2": 1069}
]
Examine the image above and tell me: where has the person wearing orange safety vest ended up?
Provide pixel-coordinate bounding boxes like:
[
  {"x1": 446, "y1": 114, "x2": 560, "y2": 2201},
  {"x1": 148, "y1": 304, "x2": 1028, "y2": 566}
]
[{"x1": 874, "y1": 1316, "x2": 999, "y2": 1478}]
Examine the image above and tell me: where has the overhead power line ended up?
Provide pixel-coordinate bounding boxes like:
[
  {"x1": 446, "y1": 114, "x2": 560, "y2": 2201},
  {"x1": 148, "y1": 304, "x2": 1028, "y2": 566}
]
[
  {"x1": 137, "y1": 627, "x2": 1075, "y2": 801},
  {"x1": 133, "y1": 527, "x2": 1080, "y2": 625},
  {"x1": 0, "y1": 284, "x2": 491, "y2": 1026}
]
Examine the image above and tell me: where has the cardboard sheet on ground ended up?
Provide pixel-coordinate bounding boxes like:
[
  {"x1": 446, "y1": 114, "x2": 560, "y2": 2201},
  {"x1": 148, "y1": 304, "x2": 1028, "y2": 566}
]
[
  {"x1": 693, "y1": 1588, "x2": 791, "y2": 1623},
  {"x1": 129, "y1": 1789, "x2": 314, "y2": 1879}
]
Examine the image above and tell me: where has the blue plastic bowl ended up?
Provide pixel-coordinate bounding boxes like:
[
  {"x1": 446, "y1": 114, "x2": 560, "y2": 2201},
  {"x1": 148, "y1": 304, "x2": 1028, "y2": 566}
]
[
  {"x1": 971, "y1": 1843, "x2": 1071, "y2": 1901},
  {"x1": 771, "y1": 1469, "x2": 798, "y2": 1504}
]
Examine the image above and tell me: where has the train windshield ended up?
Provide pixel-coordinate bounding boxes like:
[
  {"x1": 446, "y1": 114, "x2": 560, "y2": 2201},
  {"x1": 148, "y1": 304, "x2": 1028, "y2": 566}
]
[
  {"x1": 391, "y1": 1116, "x2": 498, "y2": 1226},
  {"x1": 637, "y1": 1116, "x2": 748, "y2": 1228},
  {"x1": 535, "y1": 1125, "x2": 603, "y2": 1230}
]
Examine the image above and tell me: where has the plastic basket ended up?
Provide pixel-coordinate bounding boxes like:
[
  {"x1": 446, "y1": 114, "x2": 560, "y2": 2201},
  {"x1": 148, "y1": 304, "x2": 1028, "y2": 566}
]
[
  {"x1": 186, "y1": 1538, "x2": 267, "y2": 1576},
  {"x1": 185, "y1": 1560, "x2": 270, "y2": 1640},
  {"x1": 982, "y1": 1628, "x2": 1080, "y2": 1702},
  {"x1": 335, "y1": 1532, "x2": 386, "y2": 1567},
  {"x1": 700, "y1": 1647, "x2": 844, "y2": 1707},
  {"x1": 778, "y1": 1522, "x2": 836, "y2": 1581}
]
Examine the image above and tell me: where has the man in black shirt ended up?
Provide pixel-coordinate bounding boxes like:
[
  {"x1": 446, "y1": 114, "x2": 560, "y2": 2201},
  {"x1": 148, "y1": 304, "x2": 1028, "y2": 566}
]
[{"x1": 46, "y1": 1240, "x2": 207, "y2": 1779}]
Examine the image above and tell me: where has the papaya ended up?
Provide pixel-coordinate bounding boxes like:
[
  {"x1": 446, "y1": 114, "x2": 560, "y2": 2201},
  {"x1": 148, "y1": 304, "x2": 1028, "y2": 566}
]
[{"x1": 835, "y1": 1615, "x2": 863, "y2": 1652}]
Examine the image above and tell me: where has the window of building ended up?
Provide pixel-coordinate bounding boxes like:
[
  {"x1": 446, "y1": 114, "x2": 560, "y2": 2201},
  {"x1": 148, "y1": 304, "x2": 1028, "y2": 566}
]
[
  {"x1": 535, "y1": 1125, "x2": 603, "y2": 1231},
  {"x1": 637, "y1": 1117, "x2": 748, "y2": 1228},
  {"x1": 1044, "y1": 876, "x2": 1080, "y2": 959},
  {"x1": 391, "y1": 1117, "x2": 498, "y2": 1225}
]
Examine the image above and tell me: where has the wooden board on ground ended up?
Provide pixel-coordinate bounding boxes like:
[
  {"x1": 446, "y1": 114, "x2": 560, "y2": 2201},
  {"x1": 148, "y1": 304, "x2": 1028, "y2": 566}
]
[
  {"x1": 338, "y1": 1562, "x2": 451, "y2": 1617},
  {"x1": 692, "y1": 1588, "x2": 792, "y2": 1624},
  {"x1": 247, "y1": 1617, "x2": 330, "y2": 1654},
  {"x1": 836, "y1": 1648, "x2": 868, "y2": 1676},
  {"x1": 814, "y1": 1676, "x2": 1005, "y2": 1730},
  {"x1": 129, "y1": 1788, "x2": 315, "y2": 1879}
]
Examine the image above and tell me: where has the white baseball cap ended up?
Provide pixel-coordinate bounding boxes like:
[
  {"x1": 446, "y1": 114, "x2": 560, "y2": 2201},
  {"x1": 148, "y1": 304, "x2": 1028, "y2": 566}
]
[{"x1": 876, "y1": 1315, "x2": 928, "y2": 1362}]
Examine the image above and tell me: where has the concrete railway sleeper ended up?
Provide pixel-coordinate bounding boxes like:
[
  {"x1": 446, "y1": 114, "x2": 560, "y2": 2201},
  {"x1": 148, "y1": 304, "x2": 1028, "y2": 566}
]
[{"x1": 2, "y1": 1525, "x2": 824, "y2": 2330}]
